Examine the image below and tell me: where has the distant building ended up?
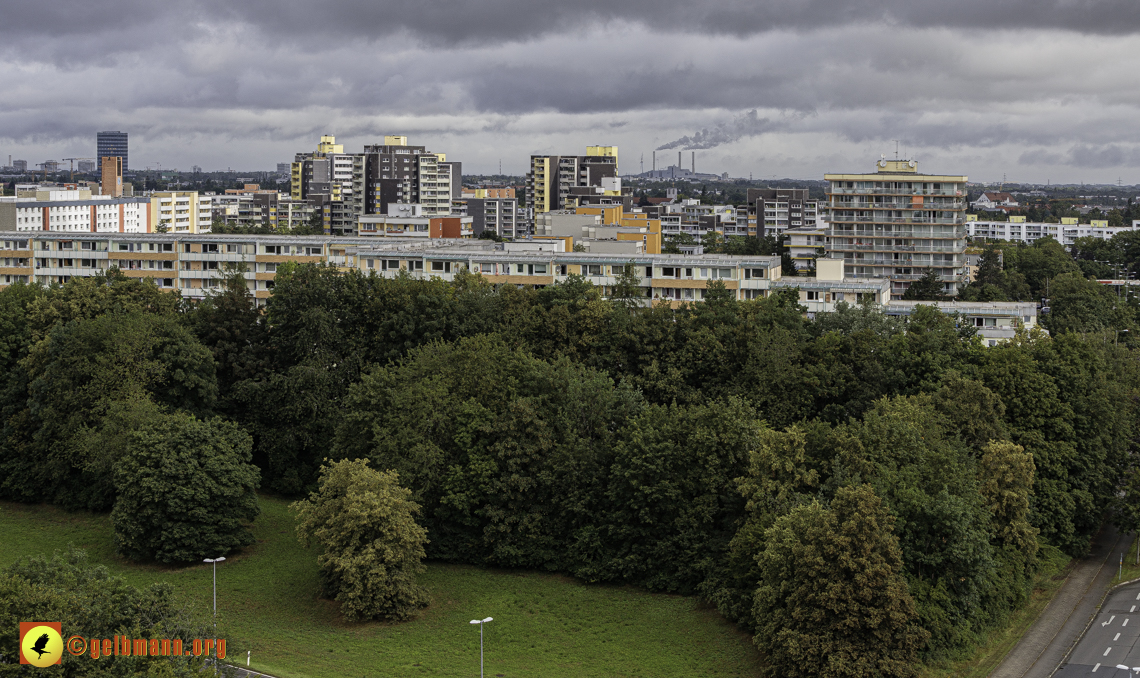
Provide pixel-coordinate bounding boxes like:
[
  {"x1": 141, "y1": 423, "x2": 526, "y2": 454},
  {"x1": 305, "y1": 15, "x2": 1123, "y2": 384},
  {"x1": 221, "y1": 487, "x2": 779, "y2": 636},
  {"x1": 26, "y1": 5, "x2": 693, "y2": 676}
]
[
  {"x1": 784, "y1": 225, "x2": 828, "y2": 271},
  {"x1": 747, "y1": 187, "x2": 820, "y2": 239},
  {"x1": 276, "y1": 163, "x2": 291, "y2": 174},
  {"x1": 12, "y1": 160, "x2": 27, "y2": 173},
  {"x1": 966, "y1": 216, "x2": 1139, "y2": 247},
  {"x1": 149, "y1": 191, "x2": 213, "y2": 233},
  {"x1": 971, "y1": 191, "x2": 1019, "y2": 210},
  {"x1": 0, "y1": 186, "x2": 150, "y2": 233},
  {"x1": 464, "y1": 196, "x2": 519, "y2": 238},
  {"x1": 527, "y1": 146, "x2": 618, "y2": 213},
  {"x1": 97, "y1": 131, "x2": 128, "y2": 172},
  {"x1": 824, "y1": 159, "x2": 968, "y2": 299},
  {"x1": 77, "y1": 160, "x2": 96, "y2": 173},
  {"x1": 101, "y1": 157, "x2": 123, "y2": 197}
]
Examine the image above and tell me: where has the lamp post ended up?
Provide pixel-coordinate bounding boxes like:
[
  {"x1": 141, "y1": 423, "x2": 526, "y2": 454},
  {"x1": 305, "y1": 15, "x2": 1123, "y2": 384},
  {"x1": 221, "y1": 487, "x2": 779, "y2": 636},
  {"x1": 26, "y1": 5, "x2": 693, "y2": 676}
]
[
  {"x1": 1114, "y1": 665, "x2": 1140, "y2": 677},
  {"x1": 203, "y1": 557, "x2": 225, "y2": 665},
  {"x1": 468, "y1": 617, "x2": 493, "y2": 678}
]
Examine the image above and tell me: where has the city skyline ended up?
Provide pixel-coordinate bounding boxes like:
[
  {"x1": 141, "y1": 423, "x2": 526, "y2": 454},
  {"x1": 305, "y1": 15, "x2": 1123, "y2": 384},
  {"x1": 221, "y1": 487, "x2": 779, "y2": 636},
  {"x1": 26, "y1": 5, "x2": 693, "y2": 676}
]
[{"x1": 3, "y1": 0, "x2": 1140, "y2": 183}]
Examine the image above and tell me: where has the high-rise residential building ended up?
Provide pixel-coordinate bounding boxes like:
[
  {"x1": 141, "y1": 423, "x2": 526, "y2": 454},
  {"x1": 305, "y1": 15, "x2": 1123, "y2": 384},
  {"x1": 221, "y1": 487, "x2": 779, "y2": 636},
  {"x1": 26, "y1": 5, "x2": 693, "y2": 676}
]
[
  {"x1": 823, "y1": 159, "x2": 968, "y2": 299},
  {"x1": 746, "y1": 188, "x2": 820, "y2": 239},
  {"x1": 97, "y1": 131, "x2": 128, "y2": 172},
  {"x1": 12, "y1": 160, "x2": 27, "y2": 173},
  {"x1": 351, "y1": 136, "x2": 453, "y2": 219},
  {"x1": 526, "y1": 146, "x2": 618, "y2": 214},
  {"x1": 101, "y1": 156, "x2": 123, "y2": 197},
  {"x1": 290, "y1": 135, "x2": 358, "y2": 235}
]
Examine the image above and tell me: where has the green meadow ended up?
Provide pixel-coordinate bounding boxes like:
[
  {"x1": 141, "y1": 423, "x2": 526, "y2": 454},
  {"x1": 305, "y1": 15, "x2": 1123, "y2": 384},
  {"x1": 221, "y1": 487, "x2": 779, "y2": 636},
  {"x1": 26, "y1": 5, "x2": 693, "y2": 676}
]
[{"x1": 0, "y1": 495, "x2": 762, "y2": 678}]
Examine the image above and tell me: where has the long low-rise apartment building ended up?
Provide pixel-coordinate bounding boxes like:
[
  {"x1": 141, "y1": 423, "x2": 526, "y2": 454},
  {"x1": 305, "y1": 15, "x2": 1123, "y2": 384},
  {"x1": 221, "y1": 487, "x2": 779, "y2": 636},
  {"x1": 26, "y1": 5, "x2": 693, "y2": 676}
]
[
  {"x1": 967, "y1": 218, "x2": 1140, "y2": 246},
  {"x1": 0, "y1": 233, "x2": 1032, "y2": 342}
]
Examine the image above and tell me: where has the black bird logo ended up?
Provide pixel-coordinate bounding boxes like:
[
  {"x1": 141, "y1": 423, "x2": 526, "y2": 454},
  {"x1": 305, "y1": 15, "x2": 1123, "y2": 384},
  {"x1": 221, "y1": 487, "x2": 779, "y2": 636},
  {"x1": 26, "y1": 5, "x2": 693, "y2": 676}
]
[{"x1": 31, "y1": 633, "x2": 50, "y2": 658}]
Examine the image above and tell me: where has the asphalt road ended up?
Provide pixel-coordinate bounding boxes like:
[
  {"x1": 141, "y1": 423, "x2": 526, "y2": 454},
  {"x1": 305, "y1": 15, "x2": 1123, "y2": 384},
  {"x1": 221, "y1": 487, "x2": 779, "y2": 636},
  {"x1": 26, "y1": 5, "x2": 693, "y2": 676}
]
[
  {"x1": 992, "y1": 524, "x2": 1126, "y2": 678},
  {"x1": 1056, "y1": 581, "x2": 1140, "y2": 677}
]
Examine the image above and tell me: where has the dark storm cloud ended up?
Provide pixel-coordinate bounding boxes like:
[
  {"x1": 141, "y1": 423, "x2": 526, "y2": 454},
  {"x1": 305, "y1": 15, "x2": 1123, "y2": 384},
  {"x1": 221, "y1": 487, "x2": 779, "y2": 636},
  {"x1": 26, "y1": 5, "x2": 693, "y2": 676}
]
[
  {"x1": 4, "y1": 0, "x2": 1140, "y2": 54},
  {"x1": 169, "y1": 0, "x2": 1140, "y2": 43}
]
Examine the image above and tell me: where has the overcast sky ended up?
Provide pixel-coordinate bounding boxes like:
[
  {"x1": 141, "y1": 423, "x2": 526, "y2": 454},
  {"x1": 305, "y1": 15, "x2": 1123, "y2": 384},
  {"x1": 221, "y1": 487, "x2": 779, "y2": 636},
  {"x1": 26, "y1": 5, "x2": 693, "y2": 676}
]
[{"x1": 4, "y1": 0, "x2": 1140, "y2": 184}]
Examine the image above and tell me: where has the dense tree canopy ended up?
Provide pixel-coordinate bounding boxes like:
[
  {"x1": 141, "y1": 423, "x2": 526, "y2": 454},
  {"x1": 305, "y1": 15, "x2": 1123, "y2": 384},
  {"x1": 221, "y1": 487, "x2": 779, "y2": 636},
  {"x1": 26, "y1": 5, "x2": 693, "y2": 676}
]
[{"x1": 2, "y1": 241, "x2": 1139, "y2": 671}]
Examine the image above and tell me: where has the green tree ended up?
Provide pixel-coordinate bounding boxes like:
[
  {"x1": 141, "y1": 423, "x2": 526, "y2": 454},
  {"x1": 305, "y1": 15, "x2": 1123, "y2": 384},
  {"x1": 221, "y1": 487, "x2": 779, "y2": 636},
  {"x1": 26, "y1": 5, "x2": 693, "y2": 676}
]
[
  {"x1": 978, "y1": 441, "x2": 1038, "y2": 560},
  {"x1": 112, "y1": 411, "x2": 260, "y2": 563},
  {"x1": 0, "y1": 547, "x2": 211, "y2": 677},
  {"x1": 292, "y1": 459, "x2": 430, "y2": 621},
  {"x1": 902, "y1": 269, "x2": 947, "y2": 301},
  {"x1": 753, "y1": 484, "x2": 928, "y2": 678},
  {"x1": 9, "y1": 312, "x2": 217, "y2": 510},
  {"x1": 609, "y1": 261, "x2": 644, "y2": 310}
]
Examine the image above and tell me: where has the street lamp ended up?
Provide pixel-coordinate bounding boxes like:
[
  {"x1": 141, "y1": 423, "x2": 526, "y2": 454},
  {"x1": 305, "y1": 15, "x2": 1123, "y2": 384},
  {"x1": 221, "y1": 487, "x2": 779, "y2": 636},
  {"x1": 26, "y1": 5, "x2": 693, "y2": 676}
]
[
  {"x1": 203, "y1": 557, "x2": 225, "y2": 664},
  {"x1": 1114, "y1": 665, "x2": 1140, "y2": 677},
  {"x1": 468, "y1": 617, "x2": 493, "y2": 678}
]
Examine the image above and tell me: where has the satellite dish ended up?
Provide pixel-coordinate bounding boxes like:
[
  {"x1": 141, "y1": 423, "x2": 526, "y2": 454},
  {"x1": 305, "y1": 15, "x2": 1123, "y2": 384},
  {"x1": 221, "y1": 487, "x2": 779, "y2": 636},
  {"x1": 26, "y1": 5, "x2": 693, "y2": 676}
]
[
  {"x1": 878, "y1": 159, "x2": 887, "y2": 168},
  {"x1": 909, "y1": 160, "x2": 916, "y2": 168}
]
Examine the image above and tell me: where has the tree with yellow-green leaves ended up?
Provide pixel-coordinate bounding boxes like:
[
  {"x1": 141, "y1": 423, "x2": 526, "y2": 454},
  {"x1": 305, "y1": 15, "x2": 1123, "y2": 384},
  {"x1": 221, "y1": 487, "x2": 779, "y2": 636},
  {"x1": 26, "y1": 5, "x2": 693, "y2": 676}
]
[{"x1": 292, "y1": 459, "x2": 430, "y2": 622}]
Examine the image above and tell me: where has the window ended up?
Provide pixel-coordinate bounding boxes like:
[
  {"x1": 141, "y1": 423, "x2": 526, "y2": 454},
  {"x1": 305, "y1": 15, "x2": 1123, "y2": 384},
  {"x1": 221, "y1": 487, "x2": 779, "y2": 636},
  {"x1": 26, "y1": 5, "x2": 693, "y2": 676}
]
[
  {"x1": 160, "y1": 243, "x2": 173, "y2": 252},
  {"x1": 387, "y1": 260, "x2": 401, "y2": 271},
  {"x1": 60, "y1": 241, "x2": 72, "y2": 250},
  {"x1": 805, "y1": 291, "x2": 820, "y2": 301},
  {"x1": 480, "y1": 263, "x2": 493, "y2": 274},
  {"x1": 227, "y1": 244, "x2": 241, "y2": 253},
  {"x1": 305, "y1": 247, "x2": 322, "y2": 256},
  {"x1": 743, "y1": 268, "x2": 766, "y2": 280},
  {"x1": 662, "y1": 267, "x2": 675, "y2": 277},
  {"x1": 534, "y1": 264, "x2": 547, "y2": 274},
  {"x1": 366, "y1": 259, "x2": 375, "y2": 269},
  {"x1": 558, "y1": 264, "x2": 568, "y2": 275},
  {"x1": 263, "y1": 263, "x2": 277, "y2": 273},
  {"x1": 586, "y1": 265, "x2": 603, "y2": 276},
  {"x1": 411, "y1": 261, "x2": 423, "y2": 271},
  {"x1": 203, "y1": 244, "x2": 219, "y2": 253},
  {"x1": 264, "y1": 245, "x2": 282, "y2": 255},
  {"x1": 431, "y1": 261, "x2": 451, "y2": 272},
  {"x1": 118, "y1": 243, "x2": 132, "y2": 252}
]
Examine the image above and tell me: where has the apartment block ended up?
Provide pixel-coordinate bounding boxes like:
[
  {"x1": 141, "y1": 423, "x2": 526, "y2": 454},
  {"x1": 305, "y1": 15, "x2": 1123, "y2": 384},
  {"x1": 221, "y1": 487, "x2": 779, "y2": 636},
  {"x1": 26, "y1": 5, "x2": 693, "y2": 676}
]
[
  {"x1": 290, "y1": 135, "x2": 357, "y2": 235},
  {"x1": 747, "y1": 188, "x2": 820, "y2": 239},
  {"x1": 352, "y1": 136, "x2": 453, "y2": 223},
  {"x1": 527, "y1": 146, "x2": 618, "y2": 214},
  {"x1": 966, "y1": 216, "x2": 1139, "y2": 247},
  {"x1": 784, "y1": 225, "x2": 828, "y2": 271},
  {"x1": 824, "y1": 159, "x2": 968, "y2": 299},
  {"x1": 465, "y1": 197, "x2": 519, "y2": 238},
  {"x1": 149, "y1": 191, "x2": 212, "y2": 233},
  {"x1": 0, "y1": 188, "x2": 151, "y2": 234},
  {"x1": 356, "y1": 203, "x2": 473, "y2": 238}
]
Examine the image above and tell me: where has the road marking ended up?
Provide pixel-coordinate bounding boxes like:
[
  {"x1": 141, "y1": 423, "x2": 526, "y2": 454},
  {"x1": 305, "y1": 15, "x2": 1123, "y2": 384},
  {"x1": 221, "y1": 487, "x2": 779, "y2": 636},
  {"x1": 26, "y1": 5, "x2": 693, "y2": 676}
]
[
  {"x1": 1104, "y1": 647, "x2": 1113, "y2": 656},
  {"x1": 1093, "y1": 662, "x2": 1100, "y2": 671},
  {"x1": 1116, "y1": 633, "x2": 1122, "y2": 640},
  {"x1": 1126, "y1": 619, "x2": 1131, "y2": 626},
  {"x1": 1133, "y1": 606, "x2": 1137, "y2": 613}
]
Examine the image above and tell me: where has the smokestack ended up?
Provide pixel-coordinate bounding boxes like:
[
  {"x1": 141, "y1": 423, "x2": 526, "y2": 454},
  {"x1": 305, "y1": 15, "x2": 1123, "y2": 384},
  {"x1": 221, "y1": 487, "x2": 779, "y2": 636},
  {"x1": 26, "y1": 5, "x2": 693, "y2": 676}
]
[
  {"x1": 678, "y1": 151, "x2": 682, "y2": 173},
  {"x1": 652, "y1": 150, "x2": 655, "y2": 173},
  {"x1": 692, "y1": 151, "x2": 695, "y2": 174}
]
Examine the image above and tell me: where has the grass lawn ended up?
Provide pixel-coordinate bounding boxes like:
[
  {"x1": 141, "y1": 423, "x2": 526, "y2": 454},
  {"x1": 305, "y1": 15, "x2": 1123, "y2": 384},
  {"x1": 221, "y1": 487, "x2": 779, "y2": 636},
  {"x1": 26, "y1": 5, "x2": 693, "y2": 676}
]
[
  {"x1": 918, "y1": 544, "x2": 1072, "y2": 678},
  {"x1": 0, "y1": 495, "x2": 762, "y2": 678}
]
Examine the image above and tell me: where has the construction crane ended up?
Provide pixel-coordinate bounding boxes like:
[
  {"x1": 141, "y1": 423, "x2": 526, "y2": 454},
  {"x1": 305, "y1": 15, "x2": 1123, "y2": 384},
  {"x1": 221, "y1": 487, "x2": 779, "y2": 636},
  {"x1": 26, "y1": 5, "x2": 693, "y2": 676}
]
[{"x1": 61, "y1": 157, "x2": 96, "y2": 183}]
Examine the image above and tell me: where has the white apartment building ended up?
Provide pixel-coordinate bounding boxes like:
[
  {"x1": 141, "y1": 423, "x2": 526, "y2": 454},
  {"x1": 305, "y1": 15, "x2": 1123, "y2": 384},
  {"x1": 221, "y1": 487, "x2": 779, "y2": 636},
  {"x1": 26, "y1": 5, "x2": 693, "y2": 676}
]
[
  {"x1": 825, "y1": 159, "x2": 968, "y2": 299},
  {"x1": 0, "y1": 190, "x2": 151, "y2": 234},
  {"x1": 784, "y1": 225, "x2": 828, "y2": 271},
  {"x1": 967, "y1": 218, "x2": 1140, "y2": 247}
]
